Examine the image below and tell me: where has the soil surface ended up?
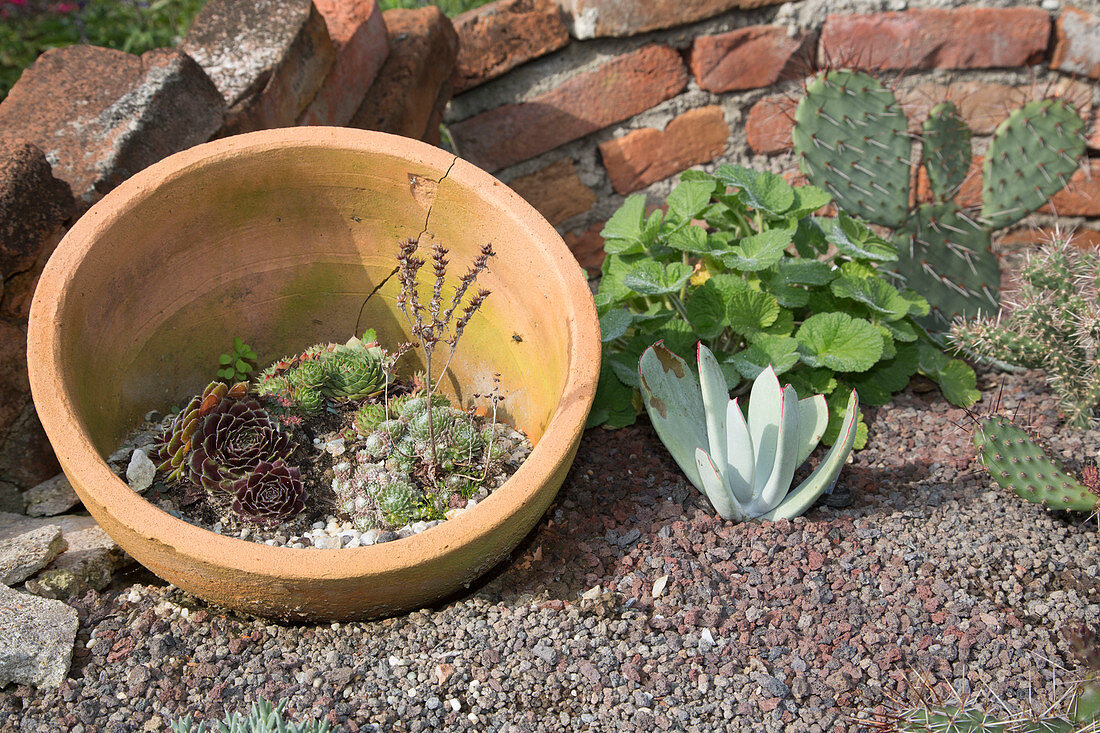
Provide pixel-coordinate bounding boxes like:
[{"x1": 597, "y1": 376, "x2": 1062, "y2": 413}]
[{"x1": 1, "y1": 369, "x2": 1098, "y2": 732}]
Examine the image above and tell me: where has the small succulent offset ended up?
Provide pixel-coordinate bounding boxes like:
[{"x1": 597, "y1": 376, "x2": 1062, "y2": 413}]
[
  {"x1": 638, "y1": 342, "x2": 859, "y2": 522},
  {"x1": 170, "y1": 696, "x2": 331, "y2": 733},
  {"x1": 972, "y1": 414, "x2": 1100, "y2": 514},
  {"x1": 793, "y1": 69, "x2": 1086, "y2": 328},
  {"x1": 218, "y1": 337, "x2": 258, "y2": 384},
  {"x1": 950, "y1": 233, "x2": 1100, "y2": 428}
]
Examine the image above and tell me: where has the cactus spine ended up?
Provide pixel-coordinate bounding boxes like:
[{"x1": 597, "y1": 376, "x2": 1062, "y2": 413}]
[{"x1": 793, "y1": 70, "x2": 1085, "y2": 329}]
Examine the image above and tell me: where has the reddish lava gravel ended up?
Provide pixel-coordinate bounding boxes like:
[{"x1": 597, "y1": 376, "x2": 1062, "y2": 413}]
[{"x1": 1, "y1": 369, "x2": 1098, "y2": 732}]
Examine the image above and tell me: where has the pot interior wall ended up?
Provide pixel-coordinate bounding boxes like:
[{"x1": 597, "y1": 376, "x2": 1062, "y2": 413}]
[{"x1": 57, "y1": 142, "x2": 573, "y2": 456}]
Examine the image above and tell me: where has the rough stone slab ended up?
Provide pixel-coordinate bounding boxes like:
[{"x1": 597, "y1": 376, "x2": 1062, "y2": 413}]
[
  {"x1": 451, "y1": 44, "x2": 687, "y2": 173},
  {"x1": 1052, "y1": 6, "x2": 1100, "y2": 79},
  {"x1": 22, "y1": 474, "x2": 80, "y2": 517},
  {"x1": 819, "y1": 8, "x2": 1050, "y2": 71},
  {"x1": 0, "y1": 46, "x2": 225, "y2": 205},
  {"x1": 182, "y1": 0, "x2": 335, "y2": 134},
  {"x1": 690, "y1": 25, "x2": 814, "y2": 93},
  {"x1": 298, "y1": 0, "x2": 389, "y2": 126},
  {"x1": 349, "y1": 7, "x2": 459, "y2": 141},
  {"x1": 553, "y1": 0, "x2": 786, "y2": 39},
  {"x1": 452, "y1": 0, "x2": 570, "y2": 93},
  {"x1": 0, "y1": 402, "x2": 61, "y2": 496},
  {"x1": 506, "y1": 158, "x2": 596, "y2": 226},
  {"x1": 0, "y1": 583, "x2": 79, "y2": 688},
  {"x1": 599, "y1": 105, "x2": 729, "y2": 194},
  {"x1": 0, "y1": 524, "x2": 65, "y2": 586}
]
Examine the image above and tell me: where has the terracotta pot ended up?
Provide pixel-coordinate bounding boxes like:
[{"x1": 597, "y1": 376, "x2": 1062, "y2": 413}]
[{"x1": 27, "y1": 127, "x2": 600, "y2": 621}]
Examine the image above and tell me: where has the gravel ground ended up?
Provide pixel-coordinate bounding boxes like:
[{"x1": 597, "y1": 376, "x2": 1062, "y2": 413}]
[{"x1": 1, "y1": 369, "x2": 1098, "y2": 732}]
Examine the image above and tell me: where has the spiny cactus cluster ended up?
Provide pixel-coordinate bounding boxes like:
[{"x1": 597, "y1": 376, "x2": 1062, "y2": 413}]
[
  {"x1": 972, "y1": 414, "x2": 1099, "y2": 514},
  {"x1": 793, "y1": 70, "x2": 1086, "y2": 328},
  {"x1": 950, "y1": 234, "x2": 1100, "y2": 428},
  {"x1": 255, "y1": 334, "x2": 390, "y2": 419},
  {"x1": 333, "y1": 394, "x2": 502, "y2": 529}
]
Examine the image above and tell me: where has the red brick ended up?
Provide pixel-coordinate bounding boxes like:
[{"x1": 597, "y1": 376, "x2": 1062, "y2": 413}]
[
  {"x1": 998, "y1": 226, "x2": 1100, "y2": 250},
  {"x1": 183, "y1": 0, "x2": 335, "y2": 134},
  {"x1": 599, "y1": 106, "x2": 729, "y2": 194},
  {"x1": 554, "y1": 0, "x2": 786, "y2": 39},
  {"x1": 453, "y1": 0, "x2": 569, "y2": 93},
  {"x1": 451, "y1": 44, "x2": 687, "y2": 172},
  {"x1": 350, "y1": 7, "x2": 459, "y2": 141},
  {"x1": 1052, "y1": 6, "x2": 1100, "y2": 79},
  {"x1": 899, "y1": 80, "x2": 1091, "y2": 135},
  {"x1": 507, "y1": 158, "x2": 596, "y2": 225},
  {"x1": 914, "y1": 155, "x2": 982, "y2": 209},
  {"x1": 745, "y1": 94, "x2": 796, "y2": 154},
  {"x1": 0, "y1": 46, "x2": 224, "y2": 205},
  {"x1": 691, "y1": 25, "x2": 814, "y2": 93},
  {"x1": 298, "y1": 0, "x2": 389, "y2": 126},
  {"x1": 563, "y1": 221, "x2": 606, "y2": 276},
  {"x1": 1044, "y1": 161, "x2": 1100, "y2": 217},
  {"x1": 819, "y1": 8, "x2": 1049, "y2": 71}
]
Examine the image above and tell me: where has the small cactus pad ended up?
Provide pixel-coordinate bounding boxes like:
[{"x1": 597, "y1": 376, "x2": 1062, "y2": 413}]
[
  {"x1": 981, "y1": 98, "x2": 1085, "y2": 230},
  {"x1": 793, "y1": 70, "x2": 911, "y2": 229},
  {"x1": 973, "y1": 416, "x2": 1099, "y2": 513},
  {"x1": 893, "y1": 203, "x2": 999, "y2": 326},
  {"x1": 922, "y1": 102, "x2": 972, "y2": 203}
]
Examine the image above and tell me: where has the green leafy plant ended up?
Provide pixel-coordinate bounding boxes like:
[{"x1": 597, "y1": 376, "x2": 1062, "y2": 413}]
[
  {"x1": 639, "y1": 342, "x2": 858, "y2": 521},
  {"x1": 218, "y1": 337, "x2": 258, "y2": 384},
  {"x1": 950, "y1": 233, "x2": 1100, "y2": 428},
  {"x1": 591, "y1": 164, "x2": 979, "y2": 443},
  {"x1": 169, "y1": 696, "x2": 331, "y2": 733},
  {"x1": 793, "y1": 69, "x2": 1086, "y2": 328}
]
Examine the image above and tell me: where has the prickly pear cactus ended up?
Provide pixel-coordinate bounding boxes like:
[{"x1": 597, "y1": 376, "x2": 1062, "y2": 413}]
[
  {"x1": 973, "y1": 415, "x2": 1099, "y2": 513},
  {"x1": 793, "y1": 70, "x2": 1086, "y2": 330}
]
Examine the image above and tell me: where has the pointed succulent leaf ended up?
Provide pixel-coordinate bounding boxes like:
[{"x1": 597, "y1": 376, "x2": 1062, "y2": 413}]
[
  {"x1": 725, "y1": 398, "x2": 755, "y2": 505},
  {"x1": 765, "y1": 388, "x2": 859, "y2": 520},
  {"x1": 638, "y1": 342, "x2": 709, "y2": 490},
  {"x1": 746, "y1": 366, "x2": 783, "y2": 498},
  {"x1": 755, "y1": 384, "x2": 802, "y2": 514},
  {"x1": 794, "y1": 394, "x2": 828, "y2": 467},
  {"x1": 695, "y1": 448, "x2": 747, "y2": 521},
  {"x1": 697, "y1": 344, "x2": 731, "y2": 473},
  {"x1": 796, "y1": 312, "x2": 883, "y2": 372}
]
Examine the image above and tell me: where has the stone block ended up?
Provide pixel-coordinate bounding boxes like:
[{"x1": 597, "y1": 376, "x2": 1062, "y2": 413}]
[
  {"x1": 0, "y1": 582, "x2": 79, "y2": 688},
  {"x1": 553, "y1": 0, "x2": 786, "y2": 39},
  {"x1": 819, "y1": 8, "x2": 1049, "y2": 71},
  {"x1": 691, "y1": 25, "x2": 814, "y2": 93},
  {"x1": 298, "y1": 0, "x2": 389, "y2": 126},
  {"x1": 183, "y1": 0, "x2": 335, "y2": 134},
  {"x1": 22, "y1": 474, "x2": 80, "y2": 518},
  {"x1": 350, "y1": 7, "x2": 459, "y2": 141},
  {"x1": 451, "y1": 44, "x2": 687, "y2": 172},
  {"x1": 745, "y1": 95, "x2": 795, "y2": 155},
  {"x1": 599, "y1": 106, "x2": 729, "y2": 194},
  {"x1": 1052, "y1": 6, "x2": 1100, "y2": 79},
  {"x1": 506, "y1": 158, "x2": 596, "y2": 225},
  {"x1": 453, "y1": 0, "x2": 570, "y2": 93},
  {"x1": 0, "y1": 524, "x2": 65, "y2": 586},
  {"x1": 0, "y1": 45, "x2": 225, "y2": 205}
]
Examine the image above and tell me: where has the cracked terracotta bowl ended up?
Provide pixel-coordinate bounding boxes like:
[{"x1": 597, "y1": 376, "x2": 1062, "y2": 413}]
[{"x1": 27, "y1": 127, "x2": 600, "y2": 621}]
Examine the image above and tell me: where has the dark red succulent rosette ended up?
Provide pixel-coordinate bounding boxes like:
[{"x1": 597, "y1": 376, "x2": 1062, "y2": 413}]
[
  {"x1": 231, "y1": 460, "x2": 306, "y2": 526},
  {"x1": 186, "y1": 398, "x2": 294, "y2": 492}
]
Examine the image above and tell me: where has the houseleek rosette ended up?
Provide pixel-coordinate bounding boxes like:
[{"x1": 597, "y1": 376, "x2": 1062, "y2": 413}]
[
  {"x1": 639, "y1": 341, "x2": 859, "y2": 522},
  {"x1": 151, "y1": 380, "x2": 247, "y2": 481},
  {"x1": 186, "y1": 398, "x2": 295, "y2": 492},
  {"x1": 231, "y1": 460, "x2": 306, "y2": 526}
]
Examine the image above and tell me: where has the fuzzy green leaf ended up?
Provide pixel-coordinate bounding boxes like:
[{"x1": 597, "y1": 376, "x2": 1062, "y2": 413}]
[
  {"x1": 588, "y1": 362, "x2": 638, "y2": 429},
  {"x1": 796, "y1": 312, "x2": 884, "y2": 372},
  {"x1": 774, "y1": 259, "x2": 836, "y2": 286},
  {"x1": 823, "y1": 387, "x2": 868, "y2": 448},
  {"x1": 706, "y1": 273, "x2": 752, "y2": 300},
  {"x1": 219, "y1": 353, "x2": 233, "y2": 365},
  {"x1": 728, "y1": 335, "x2": 800, "y2": 379},
  {"x1": 599, "y1": 308, "x2": 633, "y2": 342},
  {"x1": 727, "y1": 289, "x2": 780, "y2": 337},
  {"x1": 786, "y1": 367, "x2": 837, "y2": 398},
  {"x1": 601, "y1": 195, "x2": 647, "y2": 254},
  {"x1": 788, "y1": 184, "x2": 832, "y2": 216},
  {"x1": 882, "y1": 318, "x2": 919, "y2": 342},
  {"x1": 793, "y1": 217, "x2": 829, "y2": 258},
  {"x1": 716, "y1": 164, "x2": 795, "y2": 214},
  {"x1": 848, "y1": 343, "x2": 919, "y2": 406},
  {"x1": 830, "y1": 276, "x2": 910, "y2": 320},
  {"x1": 900, "y1": 289, "x2": 931, "y2": 317},
  {"x1": 826, "y1": 214, "x2": 898, "y2": 262},
  {"x1": 930, "y1": 358, "x2": 979, "y2": 407},
  {"x1": 685, "y1": 284, "x2": 727, "y2": 340},
  {"x1": 719, "y1": 227, "x2": 794, "y2": 272},
  {"x1": 667, "y1": 180, "x2": 715, "y2": 221},
  {"x1": 235, "y1": 359, "x2": 250, "y2": 374},
  {"x1": 216, "y1": 367, "x2": 234, "y2": 379},
  {"x1": 623, "y1": 261, "x2": 693, "y2": 296},
  {"x1": 667, "y1": 224, "x2": 711, "y2": 254}
]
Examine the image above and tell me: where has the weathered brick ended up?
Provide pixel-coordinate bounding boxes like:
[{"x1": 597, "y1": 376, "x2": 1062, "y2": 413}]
[
  {"x1": 451, "y1": 44, "x2": 687, "y2": 172},
  {"x1": 745, "y1": 94, "x2": 795, "y2": 154},
  {"x1": 898, "y1": 80, "x2": 1091, "y2": 135},
  {"x1": 1044, "y1": 160, "x2": 1100, "y2": 217},
  {"x1": 691, "y1": 25, "x2": 814, "y2": 93},
  {"x1": 0, "y1": 46, "x2": 224, "y2": 204},
  {"x1": 298, "y1": 0, "x2": 389, "y2": 126},
  {"x1": 350, "y1": 7, "x2": 459, "y2": 141},
  {"x1": 507, "y1": 158, "x2": 596, "y2": 225},
  {"x1": 819, "y1": 8, "x2": 1049, "y2": 71},
  {"x1": 563, "y1": 221, "x2": 606, "y2": 276},
  {"x1": 915, "y1": 155, "x2": 982, "y2": 209},
  {"x1": 999, "y1": 226, "x2": 1100, "y2": 250},
  {"x1": 453, "y1": 0, "x2": 570, "y2": 93},
  {"x1": 182, "y1": 0, "x2": 335, "y2": 134},
  {"x1": 599, "y1": 106, "x2": 729, "y2": 194},
  {"x1": 1052, "y1": 6, "x2": 1100, "y2": 79},
  {"x1": 553, "y1": 0, "x2": 786, "y2": 39}
]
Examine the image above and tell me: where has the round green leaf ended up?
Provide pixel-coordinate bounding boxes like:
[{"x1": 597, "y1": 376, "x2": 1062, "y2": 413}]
[
  {"x1": 796, "y1": 312, "x2": 883, "y2": 372},
  {"x1": 830, "y1": 276, "x2": 910, "y2": 320}
]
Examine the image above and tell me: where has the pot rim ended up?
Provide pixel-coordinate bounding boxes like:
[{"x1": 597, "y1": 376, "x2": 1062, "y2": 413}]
[{"x1": 27, "y1": 126, "x2": 600, "y2": 582}]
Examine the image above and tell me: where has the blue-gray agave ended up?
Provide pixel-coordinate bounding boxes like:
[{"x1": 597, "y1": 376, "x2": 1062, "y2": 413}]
[{"x1": 638, "y1": 342, "x2": 859, "y2": 522}]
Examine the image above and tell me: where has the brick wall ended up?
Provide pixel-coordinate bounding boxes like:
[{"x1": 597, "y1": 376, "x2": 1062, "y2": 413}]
[{"x1": 1, "y1": 0, "x2": 1099, "y2": 499}]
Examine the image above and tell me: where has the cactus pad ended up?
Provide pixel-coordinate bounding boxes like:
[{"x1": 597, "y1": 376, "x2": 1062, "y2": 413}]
[
  {"x1": 793, "y1": 70, "x2": 911, "y2": 229},
  {"x1": 981, "y1": 98, "x2": 1086, "y2": 230},
  {"x1": 973, "y1": 416, "x2": 1099, "y2": 513},
  {"x1": 922, "y1": 102, "x2": 972, "y2": 203}
]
